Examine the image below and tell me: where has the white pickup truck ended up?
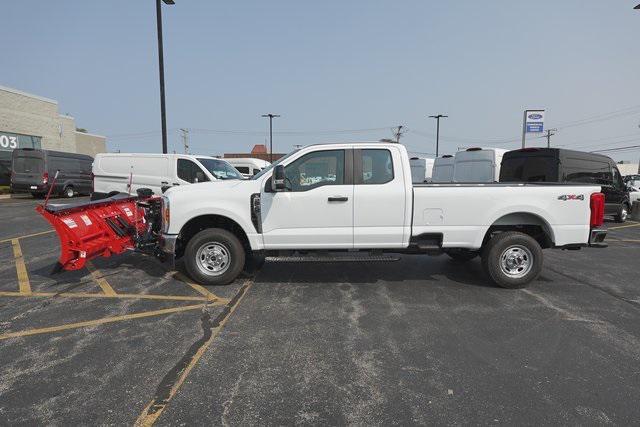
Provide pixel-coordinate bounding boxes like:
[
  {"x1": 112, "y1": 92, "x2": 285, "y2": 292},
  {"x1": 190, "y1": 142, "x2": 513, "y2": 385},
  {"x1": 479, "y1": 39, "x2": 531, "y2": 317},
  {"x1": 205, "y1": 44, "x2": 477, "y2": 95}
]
[{"x1": 157, "y1": 142, "x2": 607, "y2": 288}]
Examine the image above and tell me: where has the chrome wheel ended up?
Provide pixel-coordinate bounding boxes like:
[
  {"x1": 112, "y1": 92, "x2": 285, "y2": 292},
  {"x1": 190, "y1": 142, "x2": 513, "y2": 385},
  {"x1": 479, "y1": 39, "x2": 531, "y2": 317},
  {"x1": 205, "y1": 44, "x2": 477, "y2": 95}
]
[
  {"x1": 621, "y1": 207, "x2": 628, "y2": 221},
  {"x1": 195, "y1": 242, "x2": 230, "y2": 277},
  {"x1": 499, "y1": 245, "x2": 533, "y2": 279},
  {"x1": 65, "y1": 187, "x2": 74, "y2": 198}
]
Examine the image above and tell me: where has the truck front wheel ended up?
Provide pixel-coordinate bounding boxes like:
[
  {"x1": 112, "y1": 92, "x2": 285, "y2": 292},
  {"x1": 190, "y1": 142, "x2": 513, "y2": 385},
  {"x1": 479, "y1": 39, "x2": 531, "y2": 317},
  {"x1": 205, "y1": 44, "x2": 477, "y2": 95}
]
[
  {"x1": 184, "y1": 228, "x2": 246, "y2": 286},
  {"x1": 481, "y1": 232, "x2": 543, "y2": 289}
]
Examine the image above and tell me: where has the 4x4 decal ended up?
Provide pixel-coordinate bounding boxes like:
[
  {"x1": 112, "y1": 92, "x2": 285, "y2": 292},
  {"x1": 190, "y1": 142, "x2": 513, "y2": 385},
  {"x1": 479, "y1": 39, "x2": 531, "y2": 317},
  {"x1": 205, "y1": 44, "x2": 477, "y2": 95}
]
[{"x1": 557, "y1": 194, "x2": 584, "y2": 201}]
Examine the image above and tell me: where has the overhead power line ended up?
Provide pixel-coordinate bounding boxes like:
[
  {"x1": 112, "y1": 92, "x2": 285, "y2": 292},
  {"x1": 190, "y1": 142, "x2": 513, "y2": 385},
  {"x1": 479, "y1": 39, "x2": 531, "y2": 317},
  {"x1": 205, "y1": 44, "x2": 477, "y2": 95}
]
[{"x1": 591, "y1": 144, "x2": 640, "y2": 153}]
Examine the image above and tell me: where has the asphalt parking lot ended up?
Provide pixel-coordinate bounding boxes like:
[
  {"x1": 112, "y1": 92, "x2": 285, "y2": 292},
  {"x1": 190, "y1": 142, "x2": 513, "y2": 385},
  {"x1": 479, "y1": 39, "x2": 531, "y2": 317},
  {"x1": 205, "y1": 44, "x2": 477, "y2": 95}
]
[{"x1": 1, "y1": 195, "x2": 639, "y2": 425}]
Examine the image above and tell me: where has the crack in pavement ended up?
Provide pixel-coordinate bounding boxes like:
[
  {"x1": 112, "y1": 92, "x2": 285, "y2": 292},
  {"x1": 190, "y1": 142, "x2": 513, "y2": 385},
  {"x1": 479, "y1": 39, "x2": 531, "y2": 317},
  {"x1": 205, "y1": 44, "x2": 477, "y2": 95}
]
[{"x1": 135, "y1": 280, "x2": 252, "y2": 426}]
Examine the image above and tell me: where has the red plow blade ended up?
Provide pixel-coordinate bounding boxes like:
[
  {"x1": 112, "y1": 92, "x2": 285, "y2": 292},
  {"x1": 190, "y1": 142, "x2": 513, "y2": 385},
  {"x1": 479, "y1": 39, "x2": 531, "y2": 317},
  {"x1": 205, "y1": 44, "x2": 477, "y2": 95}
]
[{"x1": 36, "y1": 194, "x2": 156, "y2": 271}]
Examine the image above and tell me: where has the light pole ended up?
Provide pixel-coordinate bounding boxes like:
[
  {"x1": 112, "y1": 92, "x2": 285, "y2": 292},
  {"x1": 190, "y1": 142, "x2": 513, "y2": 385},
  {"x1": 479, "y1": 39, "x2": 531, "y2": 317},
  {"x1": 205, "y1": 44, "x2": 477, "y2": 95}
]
[
  {"x1": 261, "y1": 114, "x2": 280, "y2": 163},
  {"x1": 156, "y1": 0, "x2": 174, "y2": 154},
  {"x1": 428, "y1": 114, "x2": 448, "y2": 157}
]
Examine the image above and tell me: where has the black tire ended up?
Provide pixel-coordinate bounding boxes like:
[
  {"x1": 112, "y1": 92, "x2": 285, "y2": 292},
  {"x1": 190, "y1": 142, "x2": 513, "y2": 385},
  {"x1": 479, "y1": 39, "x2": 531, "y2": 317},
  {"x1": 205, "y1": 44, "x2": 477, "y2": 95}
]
[
  {"x1": 614, "y1": 203, "x2": 629, "y2": 223},
  {"x1": 445, "y1": 249, "x2": 478, "y2": 262},
  {"x1": 183, "y1": 228, "x2": 245, "y2": 286},
  {"x1": 63, "y1": 186, "x2": 74, "y2": 198},
  {"x1": 481, "y1": 232, "x2": 543, "y2": 289}
]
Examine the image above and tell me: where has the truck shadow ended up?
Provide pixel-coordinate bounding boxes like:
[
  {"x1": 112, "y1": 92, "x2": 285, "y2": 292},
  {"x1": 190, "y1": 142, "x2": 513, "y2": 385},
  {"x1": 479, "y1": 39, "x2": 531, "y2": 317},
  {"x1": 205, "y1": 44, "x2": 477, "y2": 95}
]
[{"x1": 255, "y1": 255, "x2": 500, "y2": 288}]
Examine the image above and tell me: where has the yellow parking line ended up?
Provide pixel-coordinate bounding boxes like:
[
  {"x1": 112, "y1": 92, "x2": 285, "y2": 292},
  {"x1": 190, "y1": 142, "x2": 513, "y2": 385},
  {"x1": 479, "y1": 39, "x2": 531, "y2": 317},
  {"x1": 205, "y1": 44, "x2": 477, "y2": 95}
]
[
  {"x1": 0, "y1": 303, "x2": 205, "y2": 341},
  {"x1": 135, "y1": 280, "x2": 252, "y2": 427},
  {"x1": 608, "y1": 222, "x2": 640, "y2": 230},
  {"x1": 0, "y1": 229, "x2": 54, "y2": 244},
  {"x1": 173, "y1": 272, "x2": 229, "y2": 303},
  {"x1": 607, "y1": 238, "x2": 640, "y2": 243},
  {"x1": 11, "y1": 239, "x2": 31, "y2": 295},
  {"x1": 86, "y1": 261, "x2": 117, "y2": 296},
  {"x1": 0, "y1": 291, "x2": 214, "y2": 303}
]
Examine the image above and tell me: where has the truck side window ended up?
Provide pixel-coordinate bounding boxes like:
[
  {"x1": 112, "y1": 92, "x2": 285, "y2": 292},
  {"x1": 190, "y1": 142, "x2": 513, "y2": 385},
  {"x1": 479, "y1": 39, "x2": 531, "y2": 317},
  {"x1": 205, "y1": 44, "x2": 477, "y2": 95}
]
[
  {"x1": 284, "y1": 150, "x2": 344, "y2": 191},
  {"x1": 177, "y1": 159, "x2": 206, "y2": 183},
  {"x1": 361, "y1": 149, "x2": 393, "y2": 184},
  {"x1": 236, "y1": 166, "x2": 250, "y2": 174}
]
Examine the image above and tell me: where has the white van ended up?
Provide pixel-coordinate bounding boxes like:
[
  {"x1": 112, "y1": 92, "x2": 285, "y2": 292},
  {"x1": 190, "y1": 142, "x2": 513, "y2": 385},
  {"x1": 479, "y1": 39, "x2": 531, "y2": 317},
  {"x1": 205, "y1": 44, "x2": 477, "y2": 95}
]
[
  {"x1": 92, "y1": 153, "x2": 243, "y2": 199},
  {"x1": 224, "y1": 158, "x2": 270, "y2": 178},
  {"x1": 431, "y1": 155, "x2": 455, "y2": 183},
  {"x1": 453, "y1": 147, "x2": 508, "y2": 183},
  {"x1": 409, "y1": 157, "x2": 435, "y2": 183}
]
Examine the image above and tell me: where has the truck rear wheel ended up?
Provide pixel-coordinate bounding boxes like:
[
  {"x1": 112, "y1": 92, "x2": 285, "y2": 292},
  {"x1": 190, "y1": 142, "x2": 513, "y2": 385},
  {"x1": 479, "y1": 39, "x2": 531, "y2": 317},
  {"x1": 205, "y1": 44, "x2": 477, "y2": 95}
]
[
  {"x1": 184, "y1": 228, "x2": 245, "y2": 286},
  {"x1": 481, "y1": 232, "x2": 543, "y2": 289}
]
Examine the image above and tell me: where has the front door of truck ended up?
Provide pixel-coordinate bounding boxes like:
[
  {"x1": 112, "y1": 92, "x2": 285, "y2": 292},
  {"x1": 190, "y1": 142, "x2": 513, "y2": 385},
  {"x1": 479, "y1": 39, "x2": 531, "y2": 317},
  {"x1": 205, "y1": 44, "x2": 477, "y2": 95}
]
[
  {"x1": 261, "y1": 149, "x2": 354, "y2": 249},
  {"x1": 353, "y1": 148, "x2": 408, "y2": 248}
]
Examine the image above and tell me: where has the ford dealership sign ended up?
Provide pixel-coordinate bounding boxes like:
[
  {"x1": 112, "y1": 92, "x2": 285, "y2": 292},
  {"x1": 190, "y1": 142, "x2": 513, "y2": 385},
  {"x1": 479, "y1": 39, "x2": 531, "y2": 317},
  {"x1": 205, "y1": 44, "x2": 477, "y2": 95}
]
[{"x1": 525, "y1": 110, "x2": 545, "y2": 133}]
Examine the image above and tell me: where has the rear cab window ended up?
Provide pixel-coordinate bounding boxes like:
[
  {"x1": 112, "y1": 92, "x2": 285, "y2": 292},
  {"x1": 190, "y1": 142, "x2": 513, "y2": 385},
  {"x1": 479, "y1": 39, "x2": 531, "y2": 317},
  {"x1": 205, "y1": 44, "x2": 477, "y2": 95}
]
[
  {"x1": 359, "y1": 149, "x2": 394, "y2": 184},
  {"x1": 13, "y1": 155, "x2": 44, "y2": 174}
]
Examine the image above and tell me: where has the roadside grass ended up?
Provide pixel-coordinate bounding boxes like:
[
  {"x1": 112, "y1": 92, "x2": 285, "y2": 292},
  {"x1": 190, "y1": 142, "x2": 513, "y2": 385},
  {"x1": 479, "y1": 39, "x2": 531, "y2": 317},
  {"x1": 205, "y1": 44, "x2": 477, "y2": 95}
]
[{"x1": 0, "y1": 185, "x2": 10, "y2": 194}]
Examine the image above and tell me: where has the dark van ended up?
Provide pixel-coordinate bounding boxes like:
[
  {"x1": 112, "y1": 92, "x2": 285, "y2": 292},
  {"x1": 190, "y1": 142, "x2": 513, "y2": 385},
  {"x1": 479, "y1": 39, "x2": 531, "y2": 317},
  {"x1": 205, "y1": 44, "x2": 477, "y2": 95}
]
[
  {"x1": 11, "y1": 149, "x2": 93, "y2": 198},
  {"x1": 500, "y1": 148, "x2": 630, "y2": 222}
]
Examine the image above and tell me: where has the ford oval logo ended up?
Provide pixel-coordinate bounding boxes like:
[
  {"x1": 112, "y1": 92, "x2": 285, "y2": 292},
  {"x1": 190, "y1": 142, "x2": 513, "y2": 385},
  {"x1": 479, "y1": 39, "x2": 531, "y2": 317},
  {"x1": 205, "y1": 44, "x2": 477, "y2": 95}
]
[{"x1": 528, "y1": 113, "x2": 543, "y2": 120}]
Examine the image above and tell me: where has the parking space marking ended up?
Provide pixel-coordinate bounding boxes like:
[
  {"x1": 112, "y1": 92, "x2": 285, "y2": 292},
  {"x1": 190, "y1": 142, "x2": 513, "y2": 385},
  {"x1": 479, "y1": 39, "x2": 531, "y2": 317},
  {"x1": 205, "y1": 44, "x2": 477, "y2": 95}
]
[
  {"x1": 0, "y1": 229, "x2": 54, "y2": 244},
  {"x1": 134, "y1": 280, "x2": 252, "y2": 427},
  {"x1": 0, "y1": 303, "x2": 206, "y2": 341},
  {"x1": 11, "y1": 239, "x2": 31, "y2": 295},
  {"x1": 608, "y1": 222, "x2": 640, "y2": 230},
  {"x1": 0, "y1": 291, "x2": 218, "y2": 303},
  {"x1": 173, "y1": 272, "x2": 229, "y2": 304},
  {"x1": 86, "y1": 261, "x2": 117, "y2": 296}
]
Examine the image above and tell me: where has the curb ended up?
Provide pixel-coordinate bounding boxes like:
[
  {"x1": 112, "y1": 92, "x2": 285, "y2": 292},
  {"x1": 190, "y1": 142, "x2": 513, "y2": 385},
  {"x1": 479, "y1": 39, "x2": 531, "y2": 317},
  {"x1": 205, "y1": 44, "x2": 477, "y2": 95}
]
[{"x1": 0, "y1": 194, "x2": 12, "y2": 200}]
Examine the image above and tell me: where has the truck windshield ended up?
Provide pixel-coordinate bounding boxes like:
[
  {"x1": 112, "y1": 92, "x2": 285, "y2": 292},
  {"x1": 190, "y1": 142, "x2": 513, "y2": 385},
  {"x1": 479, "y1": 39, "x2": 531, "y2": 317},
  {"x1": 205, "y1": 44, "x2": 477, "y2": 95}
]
[
  {"x1": 251, "y1": 149, "x2": 301, "y2": 180},
  {"x1": 196, "y1": 158, "x2": 243, "y2": 180}
]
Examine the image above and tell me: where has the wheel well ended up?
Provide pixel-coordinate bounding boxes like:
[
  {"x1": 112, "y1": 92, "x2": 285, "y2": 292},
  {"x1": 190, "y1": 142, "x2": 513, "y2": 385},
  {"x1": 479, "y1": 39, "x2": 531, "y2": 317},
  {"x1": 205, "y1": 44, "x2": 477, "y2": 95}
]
[
  {"x1": 483, "y1": 212, "x2": 554, "y2": 249},
  {"x1": 176, "y1": 215, "x2": 250, "y2": 258}
]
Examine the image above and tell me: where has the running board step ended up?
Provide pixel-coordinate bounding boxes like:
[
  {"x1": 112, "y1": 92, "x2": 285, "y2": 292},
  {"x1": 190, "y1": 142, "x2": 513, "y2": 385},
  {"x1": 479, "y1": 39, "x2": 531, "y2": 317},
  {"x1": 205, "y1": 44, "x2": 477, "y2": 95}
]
[{"x1": 266, "y1": 255, "x2": 400, "y2": 263}]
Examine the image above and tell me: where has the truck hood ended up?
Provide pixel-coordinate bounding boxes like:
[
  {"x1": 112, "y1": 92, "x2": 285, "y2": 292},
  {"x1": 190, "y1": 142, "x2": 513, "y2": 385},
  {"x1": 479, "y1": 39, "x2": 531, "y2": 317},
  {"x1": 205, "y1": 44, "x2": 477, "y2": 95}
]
[{"x1": 164, "y1": 179, "x2": 262, "y2": 201}]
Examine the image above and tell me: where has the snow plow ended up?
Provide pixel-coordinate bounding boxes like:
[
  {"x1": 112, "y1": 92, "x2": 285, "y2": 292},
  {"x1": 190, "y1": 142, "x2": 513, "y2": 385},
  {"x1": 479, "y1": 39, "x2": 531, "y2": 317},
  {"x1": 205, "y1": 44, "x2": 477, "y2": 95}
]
[{"x1": 36, "y1": 191, "x2": 163, "y2": 272}]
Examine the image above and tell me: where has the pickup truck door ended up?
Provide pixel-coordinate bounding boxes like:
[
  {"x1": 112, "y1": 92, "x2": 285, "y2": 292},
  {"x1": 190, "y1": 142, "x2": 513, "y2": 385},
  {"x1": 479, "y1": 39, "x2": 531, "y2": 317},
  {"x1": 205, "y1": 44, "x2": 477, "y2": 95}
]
[
  {"x1": 353, "y1": 148, "x2": 408, "y2": 248},
  {"x1": 260, "y1": 149, "x2": 354, "y2": 249}
]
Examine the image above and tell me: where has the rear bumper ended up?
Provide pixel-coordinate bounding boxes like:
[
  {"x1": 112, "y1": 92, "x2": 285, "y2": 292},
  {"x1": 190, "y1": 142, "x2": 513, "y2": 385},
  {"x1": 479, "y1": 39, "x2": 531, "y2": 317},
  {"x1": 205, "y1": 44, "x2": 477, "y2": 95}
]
[
  {"x1": 588, "y1": 228, "x2": 607, "y2": 248},
  {"x1": 11, "y1": 182, "x2": 48, "y2": 193}
]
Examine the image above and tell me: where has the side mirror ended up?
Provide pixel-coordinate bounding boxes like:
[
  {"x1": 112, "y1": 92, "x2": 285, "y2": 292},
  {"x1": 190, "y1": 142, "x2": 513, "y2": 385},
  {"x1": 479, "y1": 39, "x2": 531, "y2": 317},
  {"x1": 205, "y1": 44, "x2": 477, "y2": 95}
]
[{"x1": 271, "y1": 165, "x2": 286, "y2": 192}]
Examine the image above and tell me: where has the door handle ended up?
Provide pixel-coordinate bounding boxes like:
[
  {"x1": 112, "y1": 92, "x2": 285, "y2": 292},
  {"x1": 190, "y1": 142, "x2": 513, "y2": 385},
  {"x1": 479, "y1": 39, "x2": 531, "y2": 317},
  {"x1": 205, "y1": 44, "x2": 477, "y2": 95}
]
[
  {"x1": 172, "y1": 183, "x2": 180, "y2": 186},
  {"x1": 161, "y1": 181, "x2": 168, "y2": 185},
  {"x1": 328, "y1": 196, "x2": 348, "y2": 202}
]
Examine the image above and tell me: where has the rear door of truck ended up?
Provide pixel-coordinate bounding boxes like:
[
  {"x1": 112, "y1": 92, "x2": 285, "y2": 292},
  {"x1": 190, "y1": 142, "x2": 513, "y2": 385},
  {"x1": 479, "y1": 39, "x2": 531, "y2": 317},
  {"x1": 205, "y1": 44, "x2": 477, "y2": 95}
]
[
  {"x1": 352, "y1": 147, "x2": 408, "y2": 248},
  {"x1": 11, "y1": 149, "x2": 45, "y2": 192}
]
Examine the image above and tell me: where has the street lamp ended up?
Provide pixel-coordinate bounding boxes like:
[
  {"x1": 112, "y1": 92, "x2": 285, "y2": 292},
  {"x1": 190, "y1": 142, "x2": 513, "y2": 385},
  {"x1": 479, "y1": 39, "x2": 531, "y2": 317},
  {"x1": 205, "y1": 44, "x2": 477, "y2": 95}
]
[
  {"x1": 261, "y1": 114, "x2": 280, "y2": 163},
  {"x1": 156, "y1": 0, "x2": 174, "y2": 154},
  {"x1": 428, "y1": 114, "x2": 448, "y2": 157}
]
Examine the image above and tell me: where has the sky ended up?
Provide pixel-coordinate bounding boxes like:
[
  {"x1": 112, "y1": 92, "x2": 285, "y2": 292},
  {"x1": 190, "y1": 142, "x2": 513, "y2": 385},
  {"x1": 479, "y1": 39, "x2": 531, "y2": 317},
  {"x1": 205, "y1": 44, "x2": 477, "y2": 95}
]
[{"x1": 2, "y1": 0, "x2": 640, "y2": 162}]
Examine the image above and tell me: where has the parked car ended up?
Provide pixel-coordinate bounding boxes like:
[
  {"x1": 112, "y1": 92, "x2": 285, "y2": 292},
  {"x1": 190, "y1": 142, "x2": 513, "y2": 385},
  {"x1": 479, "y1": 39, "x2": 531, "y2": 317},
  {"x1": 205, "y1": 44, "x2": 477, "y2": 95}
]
[
  {"x1": 409, "y1": 157, "x2": 435, "y2": 183},
  {"x1": 431, "y1": 155, "x2": 455, "y2": 182},
  {"x1": 92, "y1": 153, "x2": 243, "y2": 199},
  {"x1": 500, "y1": 148, "x2": 631, "y2": 222},
  {"x1": 224, "y1": 158, "x2": 270, "y2": 178},
  {"x1": 453, "y1": 147, "x2": 508, "y2": 183},
  {"x1": 10, "y1": 148, "x2": 93, "y2": 198}
]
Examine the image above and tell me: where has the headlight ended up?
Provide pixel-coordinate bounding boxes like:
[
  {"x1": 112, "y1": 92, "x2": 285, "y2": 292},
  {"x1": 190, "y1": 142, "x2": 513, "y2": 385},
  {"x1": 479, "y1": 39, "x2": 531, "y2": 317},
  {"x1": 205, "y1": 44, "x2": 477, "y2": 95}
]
[{"x1": 161, "y1": 195, "x2": 170, "y2": 233}]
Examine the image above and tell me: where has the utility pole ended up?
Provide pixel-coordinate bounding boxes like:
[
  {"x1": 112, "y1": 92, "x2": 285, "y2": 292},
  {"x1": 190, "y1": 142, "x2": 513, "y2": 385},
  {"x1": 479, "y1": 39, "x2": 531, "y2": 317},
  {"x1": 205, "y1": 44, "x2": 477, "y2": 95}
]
[
  {"x1": 155, "y1": 0, "x2": 175, "y2": 154},
  {"x1": 545, "y1": 128, "x2": 557, "y2": 148},
  {"x1": 180, "y1": 128, "x2": 189, "y2": 154},
  {"x1": 394, "y1": 125, "x2": 405, "y2": 143},
  {"x1": 261, "y1": 113, "x2": 280, "y2": 163},
  {"x1": 428, "y1": 114, "x2": 448, "y2": 157}
]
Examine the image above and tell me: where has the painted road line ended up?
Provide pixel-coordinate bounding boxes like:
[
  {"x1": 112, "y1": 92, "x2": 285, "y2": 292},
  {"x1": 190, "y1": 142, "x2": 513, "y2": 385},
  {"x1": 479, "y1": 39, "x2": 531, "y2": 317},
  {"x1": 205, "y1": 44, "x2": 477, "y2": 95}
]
[
  {"x1": 0, "y1": 304, "x2": 205, "y2": 341},
  {"x1": 0, "y1": 229, "x2": 54, "y2": 244},
  {"x1": 134, "y1": 280, "x2": 252, "y2": 427},
  {"x1": 86, "y1": 261, "x2": 117, "y2": 296},
  {"x1": 173, "y1": 272, "x2": 229, "y2": 303},
  {"x1": 608, "y1": 222, "x2": 640, "y2": 231},
  {"x1": 11, "y1": 239, "x2": 31, "y2": 295},
  {"x1": 0, "y1": 291, "x2": 216, "y2": 303}
]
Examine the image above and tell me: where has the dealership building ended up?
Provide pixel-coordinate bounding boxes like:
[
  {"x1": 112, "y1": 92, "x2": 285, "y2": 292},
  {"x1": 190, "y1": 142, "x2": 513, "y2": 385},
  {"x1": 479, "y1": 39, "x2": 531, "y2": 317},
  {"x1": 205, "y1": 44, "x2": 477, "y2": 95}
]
[{"x1": 0, "y1": 85, "x2": 106, "y2": 185}]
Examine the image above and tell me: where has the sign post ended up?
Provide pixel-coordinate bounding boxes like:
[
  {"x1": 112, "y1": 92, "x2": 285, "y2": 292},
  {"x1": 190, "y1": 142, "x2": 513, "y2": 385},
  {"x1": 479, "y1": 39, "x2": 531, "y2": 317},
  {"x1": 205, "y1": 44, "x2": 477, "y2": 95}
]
[{"x1": 521, "y1": 109, "x2": 545, "y2": 148}]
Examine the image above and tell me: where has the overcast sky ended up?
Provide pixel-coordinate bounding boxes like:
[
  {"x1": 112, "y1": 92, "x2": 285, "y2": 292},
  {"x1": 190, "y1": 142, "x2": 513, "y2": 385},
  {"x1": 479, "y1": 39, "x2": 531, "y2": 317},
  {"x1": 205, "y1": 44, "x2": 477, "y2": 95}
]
[{"x1": 3, "y1": 0, "x2": 640, "y2": 161}]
